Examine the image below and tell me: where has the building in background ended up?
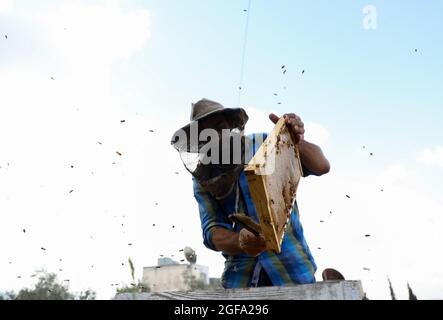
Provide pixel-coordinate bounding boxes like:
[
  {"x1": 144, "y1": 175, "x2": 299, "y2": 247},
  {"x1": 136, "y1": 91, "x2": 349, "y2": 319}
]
[{"x1": 142, "y1": 257, "x2": 210, "y2": 292}]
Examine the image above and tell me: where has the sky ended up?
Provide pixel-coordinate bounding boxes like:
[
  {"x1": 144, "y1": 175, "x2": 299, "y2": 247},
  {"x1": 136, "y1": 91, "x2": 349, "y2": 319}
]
[{"x1": 0, "y1": 0, "x2": 442, "y2": 299}]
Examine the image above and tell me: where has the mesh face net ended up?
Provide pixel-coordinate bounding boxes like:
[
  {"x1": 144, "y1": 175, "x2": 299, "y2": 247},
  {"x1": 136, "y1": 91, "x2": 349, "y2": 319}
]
[
  {"x1": 171, "y1": 108, "x2": 250, "y2": 200},
  {"x1": 178, "y1": 129, "x2": 247, "y2": 200}
]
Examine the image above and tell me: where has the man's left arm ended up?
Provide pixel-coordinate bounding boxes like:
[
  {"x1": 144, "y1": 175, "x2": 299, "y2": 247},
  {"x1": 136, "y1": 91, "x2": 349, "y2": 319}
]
[
  {"x1": 269, "y1": 113, "x2": 330, "y2": 176},
  {"x1": 298, "y1": 139, "x2": 330, "y2": 176}
]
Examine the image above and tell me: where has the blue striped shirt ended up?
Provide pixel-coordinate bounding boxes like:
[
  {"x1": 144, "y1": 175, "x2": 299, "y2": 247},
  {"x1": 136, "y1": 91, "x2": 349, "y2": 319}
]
[{"x1": 193, "y1": 133, "x2": 317, "y2": 288}]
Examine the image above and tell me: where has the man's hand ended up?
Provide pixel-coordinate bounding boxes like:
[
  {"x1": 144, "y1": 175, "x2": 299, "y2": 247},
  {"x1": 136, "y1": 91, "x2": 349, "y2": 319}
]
[
  {"x1": 238, "y1": 229, "x2": 267, "y2": 257},
  {"x1": 269, "y1": 113, "x2": 305, "y2": 144},
  {"x1": 211, "y1": 227, "x2": 266, "y2": 257}
]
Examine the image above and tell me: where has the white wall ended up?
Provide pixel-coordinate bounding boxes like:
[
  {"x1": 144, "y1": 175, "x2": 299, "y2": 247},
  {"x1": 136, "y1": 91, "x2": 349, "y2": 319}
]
[{"x1": 142, "y1": 264, "x2": 209, "y2": 292}]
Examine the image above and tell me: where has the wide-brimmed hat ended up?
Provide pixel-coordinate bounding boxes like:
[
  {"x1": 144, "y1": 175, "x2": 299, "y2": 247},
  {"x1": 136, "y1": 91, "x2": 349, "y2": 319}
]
[{"x1": 171, "y1": 98, "x2": 249, "y2": 152}]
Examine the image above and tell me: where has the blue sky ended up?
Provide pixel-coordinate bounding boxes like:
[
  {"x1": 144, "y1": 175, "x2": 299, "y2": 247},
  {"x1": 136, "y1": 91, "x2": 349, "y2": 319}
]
[
  {"x1": 120, "y1": 0, "x2": 443, "y2": 192},
  {"x1": 1, "y1": 0, "x2": 442, "y2": 299},
  {"x1": 116, "y1": 0, "x2": 443, "y2": 161}
]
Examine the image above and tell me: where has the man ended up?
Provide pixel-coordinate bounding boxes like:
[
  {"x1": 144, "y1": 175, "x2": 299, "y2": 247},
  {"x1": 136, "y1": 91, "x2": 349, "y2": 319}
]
[{"x1": 171, "y1": 99, "x2": 330, "y2": 288}]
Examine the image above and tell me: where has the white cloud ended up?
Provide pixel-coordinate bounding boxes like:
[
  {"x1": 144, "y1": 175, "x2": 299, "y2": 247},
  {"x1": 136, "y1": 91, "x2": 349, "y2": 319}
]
[
  {"x1": 304, "y1": 122, "x2": 330, "y2": 147},
  {"x1": 0, "y1": 0, "x2": 14, "y2": 15},
  {"x1": 375, "y1": 164, "x2": 409, "y2": 186},
  {"x1": 0, "y1": 0, "x2": 153, "y2": 299},
  {"x1": 243, "y1": 107, "x2": 274, "y2": 135},
  {"x1": 35, "y1": 1, "x2": 150, "y2": 68},
  {"x1": 298, "y1": 161, "x2": 443, "y2": 299},
  {"x1": 418, "y1": 146, "x2": 443, "y2": 168}
]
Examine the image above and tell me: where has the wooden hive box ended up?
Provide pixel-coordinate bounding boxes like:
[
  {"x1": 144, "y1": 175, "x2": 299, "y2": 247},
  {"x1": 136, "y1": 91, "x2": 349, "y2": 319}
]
[{"x1": 244, "y1": 118, "x2": 303, "y2": 253}]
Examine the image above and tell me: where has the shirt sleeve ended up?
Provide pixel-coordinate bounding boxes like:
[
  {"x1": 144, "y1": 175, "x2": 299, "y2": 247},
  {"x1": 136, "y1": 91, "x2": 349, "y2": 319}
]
[{"x1": 193, "y1": 178, "x2": 234, "y2": 251}]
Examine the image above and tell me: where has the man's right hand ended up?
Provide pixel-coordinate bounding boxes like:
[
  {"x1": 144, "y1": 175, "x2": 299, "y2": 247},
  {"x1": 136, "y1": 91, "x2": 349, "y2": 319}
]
[{"x1": 238, "y1": 229, "x2": 267, "y2": 257}]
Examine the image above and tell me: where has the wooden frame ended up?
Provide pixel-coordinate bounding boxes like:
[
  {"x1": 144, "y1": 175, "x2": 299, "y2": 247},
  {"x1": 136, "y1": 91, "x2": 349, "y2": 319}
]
[
  {"x1": 116, "y1": 281, "x2": 365, "y2": 300},
  {"x1": 244, "y1": 118, "x2": 303, "y2": 253}
]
